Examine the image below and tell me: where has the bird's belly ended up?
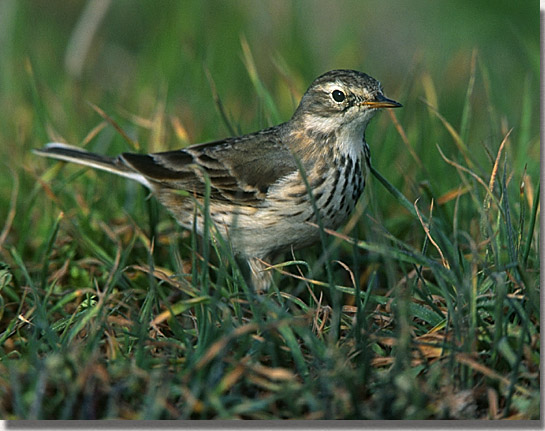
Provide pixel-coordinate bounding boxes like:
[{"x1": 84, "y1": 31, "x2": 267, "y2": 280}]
[{"x1": 162, "y1": 154, "x2": 367, "y2": 260}]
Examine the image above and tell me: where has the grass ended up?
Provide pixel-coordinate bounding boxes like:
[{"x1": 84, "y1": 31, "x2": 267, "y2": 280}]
[{"x1": 0, "y1": 1, "x2": 540, "y2": 420}]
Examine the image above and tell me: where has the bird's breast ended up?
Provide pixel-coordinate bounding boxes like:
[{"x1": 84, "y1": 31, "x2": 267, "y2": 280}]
[{"x1": 312, "y1": 152, "x2": 366, "y2": 228}]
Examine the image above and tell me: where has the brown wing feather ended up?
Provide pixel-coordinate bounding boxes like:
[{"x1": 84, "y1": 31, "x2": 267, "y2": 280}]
[{"x1": 121, "y1": 126, "x2": 297, "y2": 205}]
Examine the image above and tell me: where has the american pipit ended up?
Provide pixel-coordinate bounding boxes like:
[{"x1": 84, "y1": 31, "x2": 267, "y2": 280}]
[{"x1": 35, "y1": 69, "x2": 401, "y2": 290}]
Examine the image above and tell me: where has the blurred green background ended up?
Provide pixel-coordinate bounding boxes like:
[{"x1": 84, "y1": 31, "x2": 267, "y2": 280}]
[{"x1": 0, "y1": 1, "x2": 539, "y2": 140}]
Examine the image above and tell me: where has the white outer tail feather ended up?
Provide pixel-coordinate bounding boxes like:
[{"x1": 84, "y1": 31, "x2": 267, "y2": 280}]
[{"x1": 34, "y1": 143, "x2": 152, "y2": 189}]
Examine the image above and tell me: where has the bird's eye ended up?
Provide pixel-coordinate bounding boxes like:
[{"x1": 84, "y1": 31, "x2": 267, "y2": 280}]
[{"x1": 332, "y1": 89, "x2": 346, "y2": 103}]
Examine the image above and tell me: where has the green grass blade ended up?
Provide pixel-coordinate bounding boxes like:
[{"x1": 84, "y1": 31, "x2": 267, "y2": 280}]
[{"x1": 522, "y1": 181, "x2": 539, "y2": 266}]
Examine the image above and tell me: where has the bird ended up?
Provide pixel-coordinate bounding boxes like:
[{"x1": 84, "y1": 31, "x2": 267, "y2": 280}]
[{"x1": 34, "y1": 69, "x2": 401, "y2": 291}]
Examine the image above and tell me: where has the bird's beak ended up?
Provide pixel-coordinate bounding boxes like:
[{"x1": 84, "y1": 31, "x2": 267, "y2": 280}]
[{"x1": 362, "y1": 94, "x2": 402, "y2": 109}]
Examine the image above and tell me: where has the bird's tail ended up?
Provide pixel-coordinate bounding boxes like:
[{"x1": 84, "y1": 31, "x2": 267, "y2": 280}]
[{"x1": 34, "y1": 143, "x2": 151, "y2": 188}]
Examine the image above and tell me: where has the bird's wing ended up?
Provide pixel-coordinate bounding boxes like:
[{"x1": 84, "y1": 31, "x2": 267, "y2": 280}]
[{"x1": 121, "y1": 127, "x2": 297, "y2": 205}]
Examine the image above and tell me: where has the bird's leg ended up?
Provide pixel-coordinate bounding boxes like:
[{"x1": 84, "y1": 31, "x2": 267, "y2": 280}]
[{"x1": 247, "y1": 257, "x2": 273, "y2": 292}]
